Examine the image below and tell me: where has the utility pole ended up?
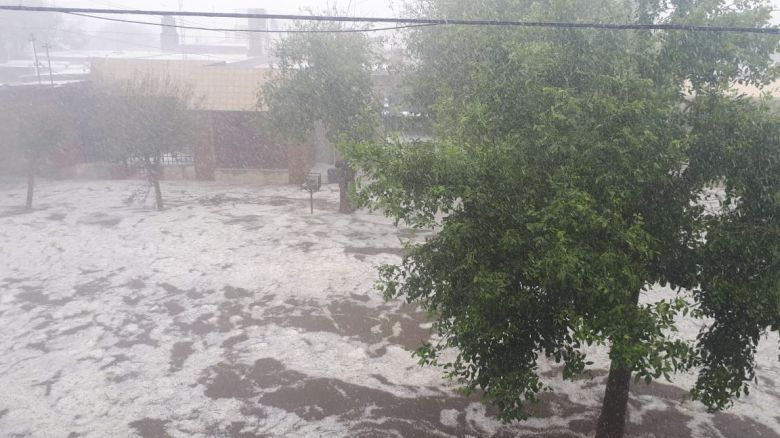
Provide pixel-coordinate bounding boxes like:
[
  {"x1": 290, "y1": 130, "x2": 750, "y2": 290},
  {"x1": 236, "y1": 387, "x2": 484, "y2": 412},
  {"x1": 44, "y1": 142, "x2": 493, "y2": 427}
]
[
  {"x1": 178, "y1": 0, "x2": 186, "y2": 60},
  {"x1": 42, "y1": 43, "x2": 54, "y2": 87},
  {"x1": 29, "y1": 34, "x2": 42, "y2": 86}
]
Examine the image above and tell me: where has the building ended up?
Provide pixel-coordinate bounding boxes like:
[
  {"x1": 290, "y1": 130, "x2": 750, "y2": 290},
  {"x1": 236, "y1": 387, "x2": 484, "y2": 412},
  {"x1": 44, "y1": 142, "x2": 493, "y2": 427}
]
[{"x1": 87, "y1": 55, "x2": 309, "y2": 184}]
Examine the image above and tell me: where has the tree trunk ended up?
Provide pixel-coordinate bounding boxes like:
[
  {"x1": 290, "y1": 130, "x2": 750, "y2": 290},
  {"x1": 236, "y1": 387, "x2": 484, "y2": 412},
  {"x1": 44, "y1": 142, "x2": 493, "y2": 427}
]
[
  {"x1": 338, "y1": 164, "x2": 355, "y2": 214},
  {"x1": 147, "y1": 159, "x2": 164, "y2": 211},
  {"x1": 595, "y1": 361, "x2": 632, "y2": 438},
  {"x1": 25, "y1": 159, "x2": 35, "y2": 210},
  {"x1": 596, "y1": 289, "x2": 641, "y2": 438},
  {"x1": 152, "y1": 174, "x2": 164, "y2": 211}
]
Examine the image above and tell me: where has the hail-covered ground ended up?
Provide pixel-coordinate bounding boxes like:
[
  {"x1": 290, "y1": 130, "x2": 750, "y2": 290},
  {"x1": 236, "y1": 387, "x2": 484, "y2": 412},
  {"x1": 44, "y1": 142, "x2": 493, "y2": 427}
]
[{"x1": 0, "y1": 179, "x2": 778, "y2": 438}]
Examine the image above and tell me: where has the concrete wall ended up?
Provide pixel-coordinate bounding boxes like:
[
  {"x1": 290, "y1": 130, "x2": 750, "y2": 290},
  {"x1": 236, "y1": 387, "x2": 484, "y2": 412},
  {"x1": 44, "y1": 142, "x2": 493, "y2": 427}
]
[
  {"x1": 61, "y1": 163, "x2": 128, "y2": 180},
  {"x1": 162, "y1": 165, "x2": 197, "y2": 181},
  {"x1": 59, "y1": 163, "x2": 197, "y2": 181},
  {"x1": 58, "y1": 163, "x2": 289, "y2": 185},
  {"x1": 214, "y1": 168, "x2": 289, "y2": 185}
]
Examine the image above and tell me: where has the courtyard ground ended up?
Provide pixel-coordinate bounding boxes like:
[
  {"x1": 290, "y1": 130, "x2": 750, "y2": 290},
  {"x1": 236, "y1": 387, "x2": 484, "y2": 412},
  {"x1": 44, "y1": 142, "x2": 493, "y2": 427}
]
[{"x1": 0, "y1": 179, "x2": 778, "y2": 438}]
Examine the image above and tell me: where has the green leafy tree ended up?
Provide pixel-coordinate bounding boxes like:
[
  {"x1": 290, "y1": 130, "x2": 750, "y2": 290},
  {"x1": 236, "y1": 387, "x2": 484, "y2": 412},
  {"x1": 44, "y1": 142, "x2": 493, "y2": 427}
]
[
  {"x1": 259, "y1": 18, "x2": 380, "y2": 213},
  {"x1": 343, "y1": 0, "x2": 780, "y2": 437}
]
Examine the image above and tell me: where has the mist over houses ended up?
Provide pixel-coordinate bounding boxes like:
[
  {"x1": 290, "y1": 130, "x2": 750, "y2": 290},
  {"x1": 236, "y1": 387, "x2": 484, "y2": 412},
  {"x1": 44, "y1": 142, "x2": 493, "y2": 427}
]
[{"x1": 0, "y1": 10, "x2": 404, "y2": 185}]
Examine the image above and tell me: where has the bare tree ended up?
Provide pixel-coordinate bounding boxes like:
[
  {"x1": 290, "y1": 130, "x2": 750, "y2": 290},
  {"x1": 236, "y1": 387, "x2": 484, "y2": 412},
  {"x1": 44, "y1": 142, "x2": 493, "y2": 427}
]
[
  {"x1": 0, "y1": 88, "x2": 67, "y2": 209},
  {"x1": 91, "y1": 74, "x2": 197, "y2": 210}
]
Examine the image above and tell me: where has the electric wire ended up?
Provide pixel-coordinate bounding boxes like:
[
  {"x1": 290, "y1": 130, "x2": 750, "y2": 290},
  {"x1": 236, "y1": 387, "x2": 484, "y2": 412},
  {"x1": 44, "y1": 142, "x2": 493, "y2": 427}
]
[{"x1": 1, "y1": 5, "x2": 780, "y2": 35}]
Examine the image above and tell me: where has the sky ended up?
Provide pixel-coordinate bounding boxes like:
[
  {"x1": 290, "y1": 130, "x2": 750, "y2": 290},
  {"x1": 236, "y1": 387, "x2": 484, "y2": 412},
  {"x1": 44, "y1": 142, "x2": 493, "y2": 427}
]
[
  {"x1": 38, "y1": 0, "x2": 403, "y2": 42},
  {"x1": 4, "y1": 0, "x2": 780, "y2": 52},
  {"x1": 49, "y1": 0, "x2": 401, "y2": 17}
]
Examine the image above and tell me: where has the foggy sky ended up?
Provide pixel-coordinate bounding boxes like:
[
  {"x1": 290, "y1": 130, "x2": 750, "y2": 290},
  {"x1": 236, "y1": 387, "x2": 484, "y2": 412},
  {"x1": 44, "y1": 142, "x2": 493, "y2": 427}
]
[
  {"x1": 8, "y1": 0, "x2": 780, "y2": 50},
  {"x1": 43, "y1": 0, "x2": 401, "y2": 40},
  {"x1": 51, "y1": 0, "x2": 400, "y2": 17}
]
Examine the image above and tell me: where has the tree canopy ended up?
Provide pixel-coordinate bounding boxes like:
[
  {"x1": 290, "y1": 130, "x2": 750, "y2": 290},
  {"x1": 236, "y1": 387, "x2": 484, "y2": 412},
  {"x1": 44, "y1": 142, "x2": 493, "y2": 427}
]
[
  {"x1": 259, "y1": 18, "x2": 381, "y2": 212},
  {"x1": 259, "y1": 19, "x2": 380, "y2": 146},
  {"x1": 343, "y1": 0, "x2": 780, "y2": 436}
]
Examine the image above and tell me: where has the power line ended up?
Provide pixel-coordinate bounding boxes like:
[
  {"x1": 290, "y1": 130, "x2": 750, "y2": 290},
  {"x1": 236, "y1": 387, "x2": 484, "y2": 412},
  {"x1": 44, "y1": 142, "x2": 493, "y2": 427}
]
[
  {"x1": 66, "y1": 11, "x2": 436, "y2": 34},
  {"x1": 7, "y1": 25, "x2": 246, "y2": 41},
  {"x1": 2, "y1": 5, "x2": 780, "y2": 34},
  {"x1": 84, "y1": 0, "x2": 209, "y2": 30},
  {"x1": 1, "y1": 22, "x2": 242, "y2": 63}
]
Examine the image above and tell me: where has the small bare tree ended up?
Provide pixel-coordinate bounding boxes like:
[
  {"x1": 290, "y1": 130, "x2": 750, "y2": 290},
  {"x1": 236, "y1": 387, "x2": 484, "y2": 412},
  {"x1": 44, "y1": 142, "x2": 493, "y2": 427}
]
[
  {"x1": 92, "y1": 74, "x2": 197, "y2": 210},
  {"x1": 0, "y1": 88, "x2": 68, "y2": 209}
]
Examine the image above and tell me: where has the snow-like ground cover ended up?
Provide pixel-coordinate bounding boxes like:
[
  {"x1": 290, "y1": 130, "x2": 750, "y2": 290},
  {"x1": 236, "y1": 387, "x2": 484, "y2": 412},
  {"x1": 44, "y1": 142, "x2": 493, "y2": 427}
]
[{"x1": 0, "y1": 179, "x2": 777, "y2": 438}]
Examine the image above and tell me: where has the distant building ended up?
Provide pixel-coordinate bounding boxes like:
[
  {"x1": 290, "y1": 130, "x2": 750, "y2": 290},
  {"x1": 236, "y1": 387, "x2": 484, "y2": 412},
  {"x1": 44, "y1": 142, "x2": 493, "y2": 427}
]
[
  {"x1": 247, "y1": 9, "x2": 271, "y2": 63},
  {"x1": 88, "y1": 56, "x2": 302, "y2": 184},
  {"x1": 0, "y1": 10, "x2": 417, "y2": 185}
]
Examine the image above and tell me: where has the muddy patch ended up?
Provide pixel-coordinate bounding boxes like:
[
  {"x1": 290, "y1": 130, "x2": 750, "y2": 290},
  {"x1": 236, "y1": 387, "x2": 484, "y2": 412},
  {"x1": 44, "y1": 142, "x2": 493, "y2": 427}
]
[
  {"x1": 73, "y1": 277, "x2": 111, "y2": 298},
  {"x1": 77, "y1": 213, "x2": 121, "y2": 227},
  {"x1": 219, "y1": 298, "x2": 433, "y2": 354},
  {"x1": 60, "y1": 322, "x2": 94, "y2": 336},
  {"x1": 114, "y1": 314, "x2": 159, "y2": 349},
  {"x1": 222, "y1": 333, "x2": 248, "y2": 349},
  {"x1": 158, "y1": 282, "x2": 189, "y2": 296},
  {"x1": 100, "y1": 354, "x2": 132, "y2": 370},
  {"x1": 223, "y1": 214, "x2": 262, "y2": 225},
  {"x1": 630, "y1": 379, "x2": 689, "y2": 402},
  {"x1": 125, "y1": 278, "x2": 147, "y2": 290},
  {"x1": 197, "y1": 194, "x2": 261, "y2": 207},
  {"x1": 712, "y1": 413, "x2": 780, "y2": 438},
  {"x1": 47, "y1": 212, "x2": 67, "y2": 221},
  {"x1": 625, "y1": 407, "x2": 693, "y2": 437},
  {"x1": 292, "y1": 241, "x2": 317, "y2": 252},
  {"x1": 123, "y1": 294, "x2": 143, "y2": 306},
  {"x1": 159, "y1": 282, "x2": 208, "y2": 300},
  {"x1": 203, "y1": 358, "x2": 307, "y2": 399},
  {"x1": 0, "y1": 206, "x2": 34, "y2": 218},
  {"x1": 267, "y1": 197, "x2": 294, "y2": 206},
  {"x1": 349, "y1": 293, "x2": 371, "y2": 302},
  {"x1": 521, "y1": 391, "x2": 592, "y2": 419},
  {"x1": 129, "y1": 418, "x2": 171, "y2": 438},
  {"x1": 27, "y1": 341, "x2": 49, "y2": 353},
  {"x1": 163, "y1": 300, "x2": 185, "y2": 316},
  {"x1": 327, "y1": 300, "x2": 431, "y2": 350},
  {"x1": 174, "y1": 312, "x2": 218, "y2": 336},
  {"x1": 170, "y1": 341, "x2": 195, "y2": 372},
  {"x1": 344, "y1": 246, "x2": 405, "y2": 261},
  {"x1": 2, "y1": 277, "x2": 29, "y2": 285},
  {"x1": 223, "y1": 286, "x2": 253, "y2": 300},
  {"x1": 15, "y1": 286, "x2": 71, "y2": 309},
  {"x1": 200, "y1": 358, "x2": 591, "y2": 437}
]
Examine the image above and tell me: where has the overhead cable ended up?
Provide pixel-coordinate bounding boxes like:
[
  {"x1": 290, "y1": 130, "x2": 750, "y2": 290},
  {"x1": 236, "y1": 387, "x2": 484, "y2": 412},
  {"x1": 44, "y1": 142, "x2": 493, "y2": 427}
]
[
  {"x1": 66, "y1": 12, "x2": 438, "y2": 34},
  {"x1": 1, "y1": 5, "x2": 780, "y2": 35}
]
